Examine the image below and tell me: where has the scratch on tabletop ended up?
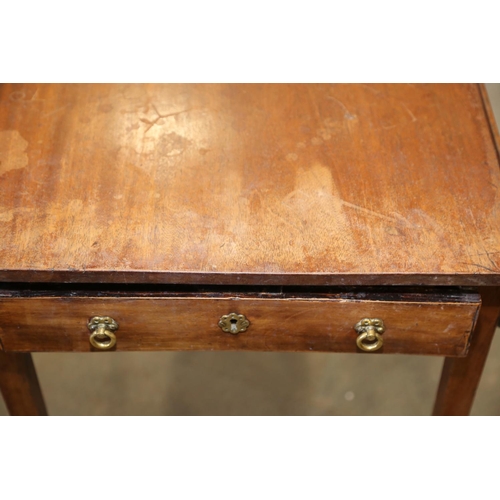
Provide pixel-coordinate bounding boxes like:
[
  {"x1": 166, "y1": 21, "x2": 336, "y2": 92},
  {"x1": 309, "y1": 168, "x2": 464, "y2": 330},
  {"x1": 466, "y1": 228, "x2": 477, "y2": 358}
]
[
  {"x1": 341, "y1": 201, "x2": 401, "y2": 224},
  {"x1": 326, "y1": 95, "x2": 356, "y2": 120},
  {"x1": 460, "y1": 262, "x2": 498, "y2": 273}
]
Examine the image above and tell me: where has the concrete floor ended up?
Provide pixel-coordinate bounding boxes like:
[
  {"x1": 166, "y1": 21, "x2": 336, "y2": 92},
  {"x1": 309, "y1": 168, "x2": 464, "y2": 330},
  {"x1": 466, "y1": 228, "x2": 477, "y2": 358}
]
[{"x1": 1, "y1": 84, "x2": 499, "y2": 416}]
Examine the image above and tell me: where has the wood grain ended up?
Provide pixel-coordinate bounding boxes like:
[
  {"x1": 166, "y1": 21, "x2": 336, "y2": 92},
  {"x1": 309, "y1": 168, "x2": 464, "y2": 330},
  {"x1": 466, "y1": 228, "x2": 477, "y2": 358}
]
[
  {"x1": 1, "y1": 84, "x2": 500, "y2": 286},
  {"x1": 0, "y1": 351, "x2": 47, "y2": 416},
  {"x1": 433, "y1": 287, "x2": 500, "y2": 415},
  {"x1": 0, "y1": 292, "x2": 480, "y2": 355}
]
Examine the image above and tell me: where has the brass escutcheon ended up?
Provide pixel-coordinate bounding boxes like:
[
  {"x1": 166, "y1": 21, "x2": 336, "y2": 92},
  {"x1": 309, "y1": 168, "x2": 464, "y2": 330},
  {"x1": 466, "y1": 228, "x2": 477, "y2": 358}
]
[
  {"x1": 88, "y1": 316, "x2": 119, "y2": 350},
  {"x1": 354, "y1": 318, "x2": 385, "y2": 352},
  {"x1": 218, "y1": 313, "x2": 250, "y2": 335}
]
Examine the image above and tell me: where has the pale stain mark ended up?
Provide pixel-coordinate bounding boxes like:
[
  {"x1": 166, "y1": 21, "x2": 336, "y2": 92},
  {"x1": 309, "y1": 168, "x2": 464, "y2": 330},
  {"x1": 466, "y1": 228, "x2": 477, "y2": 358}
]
[
  {"x1": 385, "y1": 226, "x2": 400, "y2": 236},
  {"x1": 0, "y1": 207, "x2": 30, "y2": 222},
  {"x1": 276, "y1": 165, "x2": 351, "y2": 257},
  {"x1": 0, "y1": 210, "x2": 15, "y2": 222},
  {"x1": 9, "y1": 91, "x2": 26, "y2": 102},
  {"x1": 160, "y1": 132, "x2": 191, "y2": 157},
  {"x1": 126, "y1": 122, "x2": 141, "y2": 132},
  {"x1": 0, "y1": 130, "x2": 29, "y2": 175},
  {"x1": 317, "y1": 128, "x2": 331, "y2": 140},
  {"x1": 281, "y1": 164, "x2": 413, "y2": 228},
  {"x1": 254, "y1": 190, "x2": 303, "y2": 233},
  {"x1": 98, "y1": 103, "x2": 113, "y2": 113},
  {"x1": 8, "y1": 90, "x2": 45, "y2": 103}
]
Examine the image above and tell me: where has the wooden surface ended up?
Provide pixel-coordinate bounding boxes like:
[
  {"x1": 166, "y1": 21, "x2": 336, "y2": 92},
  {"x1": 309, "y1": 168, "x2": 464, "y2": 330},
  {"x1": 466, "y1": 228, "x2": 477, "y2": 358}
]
[
  {"x1": 433, "y1": 287, "x2": 500, "y2": 415},
  {"x1": 1, "y1": 84, "x2": 500, "y2": 286},
  {"x1": 0, "y1": 291, "x2": 480, "y2": 355},
  {"x1": 0, "y1": 351, "x2": 47, "y2": 416}
]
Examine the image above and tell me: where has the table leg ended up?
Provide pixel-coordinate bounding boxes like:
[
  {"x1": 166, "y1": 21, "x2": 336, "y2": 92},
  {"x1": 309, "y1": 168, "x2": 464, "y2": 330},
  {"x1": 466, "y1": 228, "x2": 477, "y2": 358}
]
[
  {"x1": 433, "y1": 287, "x2": 500, "y2": 416},
  {"x1": 0, "y1": 351, "x2": 48, "y2": 416}
]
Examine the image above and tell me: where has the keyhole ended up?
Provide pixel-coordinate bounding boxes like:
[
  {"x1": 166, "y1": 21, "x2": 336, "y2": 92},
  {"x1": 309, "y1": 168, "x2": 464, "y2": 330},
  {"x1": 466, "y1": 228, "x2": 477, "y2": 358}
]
[{"x1": 230, "y1": 318, "x2": 238, "y2": 333}]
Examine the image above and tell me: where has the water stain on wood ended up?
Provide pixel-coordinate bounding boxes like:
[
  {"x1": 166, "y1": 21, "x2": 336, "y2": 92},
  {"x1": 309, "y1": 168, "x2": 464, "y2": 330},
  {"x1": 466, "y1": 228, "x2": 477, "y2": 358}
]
[
  {"x1": 0, "y1": 84, "x2": 499, "y2": 285},
  {"x1": 0, "y1": 130, "x2": 28, "y2": 176}
]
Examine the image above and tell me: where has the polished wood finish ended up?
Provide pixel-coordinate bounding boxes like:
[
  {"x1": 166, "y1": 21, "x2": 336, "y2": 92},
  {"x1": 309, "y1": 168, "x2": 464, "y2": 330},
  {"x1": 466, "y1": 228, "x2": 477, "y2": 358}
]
[
  {"x1": 1, "y1": 84, "x2": 500, "y2": 286},
  {"x1": 1, "y1": 84, "x2": 500, "y2": 416},
  {"x1": 0, "y1": 351, "x2": 47, "y2": 416},
  {"x1": 0, "y1": 290, "x2": 481, "y2": 355},
  {"x1": 433, "y1": 287, "x2": 500, "y2": 416}
]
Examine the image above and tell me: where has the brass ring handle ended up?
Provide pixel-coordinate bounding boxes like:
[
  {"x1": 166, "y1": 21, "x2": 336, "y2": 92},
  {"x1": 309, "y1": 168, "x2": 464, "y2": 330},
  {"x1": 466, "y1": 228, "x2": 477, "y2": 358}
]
[
  {"x1": 354, "y1": 318, "x2": 385, "y2": 352},
  {"x1": 88, "y1": 316, "x2": 119, "y2": 350},
  {"x1": 356, "y1": 330, "x2": 383, "y2": 352}
]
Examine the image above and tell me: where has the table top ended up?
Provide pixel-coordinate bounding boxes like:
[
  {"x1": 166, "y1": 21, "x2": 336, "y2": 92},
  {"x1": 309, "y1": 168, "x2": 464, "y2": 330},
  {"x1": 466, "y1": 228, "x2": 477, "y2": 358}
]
[{"x1": 1, "y1": 83, "x2": 499, "y2": 286}]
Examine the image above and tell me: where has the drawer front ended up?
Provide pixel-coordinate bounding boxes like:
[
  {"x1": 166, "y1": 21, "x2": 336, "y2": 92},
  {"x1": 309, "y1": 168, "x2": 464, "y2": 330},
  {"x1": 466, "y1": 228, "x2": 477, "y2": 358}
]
[{"x1": 0, "y1": 293, "x2": 480, "y2": 356}]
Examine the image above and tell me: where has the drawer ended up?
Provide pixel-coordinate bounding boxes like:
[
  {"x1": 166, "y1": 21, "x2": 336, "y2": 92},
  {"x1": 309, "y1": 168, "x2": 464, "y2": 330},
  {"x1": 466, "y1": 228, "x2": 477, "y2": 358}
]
[{"x1": 0, "y1": 288, "x2": 480, "y2": 356}]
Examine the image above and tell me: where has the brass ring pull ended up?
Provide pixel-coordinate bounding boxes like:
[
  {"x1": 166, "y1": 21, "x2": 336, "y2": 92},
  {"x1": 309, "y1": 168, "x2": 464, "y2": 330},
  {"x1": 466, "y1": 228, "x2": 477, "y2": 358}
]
[
  {"x1": 354, "y1": 318, "x2": 385, "y2": 352},
  {"x1": 88, "y1": 316, "x2": 119, "y2": 350}
]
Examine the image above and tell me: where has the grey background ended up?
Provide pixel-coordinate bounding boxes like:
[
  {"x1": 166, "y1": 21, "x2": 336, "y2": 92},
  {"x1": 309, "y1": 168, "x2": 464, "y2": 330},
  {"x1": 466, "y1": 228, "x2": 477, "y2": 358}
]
[{"x1": 1, "y1": 84, "x2": 499, "y2": 416}]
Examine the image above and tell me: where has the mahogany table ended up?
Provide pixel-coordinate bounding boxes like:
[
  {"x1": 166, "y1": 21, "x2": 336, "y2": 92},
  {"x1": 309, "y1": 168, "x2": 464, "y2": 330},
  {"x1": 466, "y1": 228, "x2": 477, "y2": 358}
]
[{"x1": 0, "y1": 84, "x2": 499, "y2": 415}]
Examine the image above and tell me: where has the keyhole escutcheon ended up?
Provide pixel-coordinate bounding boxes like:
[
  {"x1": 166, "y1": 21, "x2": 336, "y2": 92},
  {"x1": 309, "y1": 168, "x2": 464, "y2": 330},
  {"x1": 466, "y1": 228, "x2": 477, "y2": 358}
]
[{"x1": 218, "y1": 313, "x2": 250, "y2": 335}]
